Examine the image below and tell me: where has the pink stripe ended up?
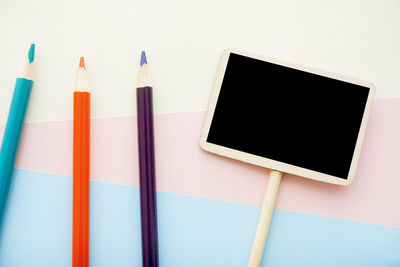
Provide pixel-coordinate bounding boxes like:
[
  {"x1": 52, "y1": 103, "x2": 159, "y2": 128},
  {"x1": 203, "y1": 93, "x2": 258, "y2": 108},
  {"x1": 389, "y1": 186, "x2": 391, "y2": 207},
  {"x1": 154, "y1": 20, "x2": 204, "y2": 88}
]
[{"x1": 1, "y1": 98, "x2": 399, "y2": 228}]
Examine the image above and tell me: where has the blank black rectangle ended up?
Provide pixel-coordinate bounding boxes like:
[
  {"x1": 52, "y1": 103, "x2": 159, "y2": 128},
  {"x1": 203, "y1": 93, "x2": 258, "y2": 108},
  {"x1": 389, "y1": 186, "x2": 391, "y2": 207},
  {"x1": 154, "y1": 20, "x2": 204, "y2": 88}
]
[{"x1": 206, "y1": 53, "x2": 370, "y2": 179}]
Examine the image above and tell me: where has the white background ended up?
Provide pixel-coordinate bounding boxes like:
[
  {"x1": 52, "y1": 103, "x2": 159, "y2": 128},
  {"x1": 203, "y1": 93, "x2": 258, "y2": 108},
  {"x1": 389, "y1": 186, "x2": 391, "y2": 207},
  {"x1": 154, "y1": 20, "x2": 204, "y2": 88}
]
[{"x1": 0, "y1": 0, "x2": 399, "y2": 124}]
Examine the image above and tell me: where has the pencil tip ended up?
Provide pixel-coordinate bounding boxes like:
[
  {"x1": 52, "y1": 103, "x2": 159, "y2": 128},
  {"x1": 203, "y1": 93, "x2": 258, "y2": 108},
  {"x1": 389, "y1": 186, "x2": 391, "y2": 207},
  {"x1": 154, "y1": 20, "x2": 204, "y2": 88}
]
[
  {"x1": 140, "y1": 51, "x2": 147, "y2": 66},
  {"x1": 79, "y1": 57, "x2": 85, "y2": 69},
  {"x1": 28, "y1": 43, "x2": 35, "y2": 63}
]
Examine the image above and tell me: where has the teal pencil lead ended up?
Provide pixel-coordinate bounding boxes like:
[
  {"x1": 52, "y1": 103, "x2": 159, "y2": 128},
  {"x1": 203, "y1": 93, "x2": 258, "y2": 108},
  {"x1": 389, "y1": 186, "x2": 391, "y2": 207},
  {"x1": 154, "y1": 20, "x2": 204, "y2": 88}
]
[{"x1": 28, "y1": 43, "x2": 35, "y2": 63}]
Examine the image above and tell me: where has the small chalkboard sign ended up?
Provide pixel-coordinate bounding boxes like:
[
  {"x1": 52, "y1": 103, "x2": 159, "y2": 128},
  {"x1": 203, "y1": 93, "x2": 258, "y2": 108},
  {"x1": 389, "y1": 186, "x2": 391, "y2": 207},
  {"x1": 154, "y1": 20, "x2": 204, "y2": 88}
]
[{"x1": 200, "y1": 49, "x2": 375, "y2": 266}]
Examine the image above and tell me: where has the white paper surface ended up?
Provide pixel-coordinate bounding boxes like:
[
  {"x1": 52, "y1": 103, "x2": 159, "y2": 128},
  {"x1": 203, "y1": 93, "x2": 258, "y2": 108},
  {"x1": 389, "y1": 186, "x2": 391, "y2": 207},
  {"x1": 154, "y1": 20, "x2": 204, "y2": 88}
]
[{"x1": 0, "y1": 0, "x2": 399, "y2": 123}]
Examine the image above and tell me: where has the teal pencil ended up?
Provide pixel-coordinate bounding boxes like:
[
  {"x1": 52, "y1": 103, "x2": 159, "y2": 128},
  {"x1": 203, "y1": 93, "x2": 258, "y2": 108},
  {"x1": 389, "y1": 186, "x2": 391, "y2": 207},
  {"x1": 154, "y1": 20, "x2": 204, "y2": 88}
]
[{"x1": 0, "y1": 44, "x2": 35, "y2": 226}]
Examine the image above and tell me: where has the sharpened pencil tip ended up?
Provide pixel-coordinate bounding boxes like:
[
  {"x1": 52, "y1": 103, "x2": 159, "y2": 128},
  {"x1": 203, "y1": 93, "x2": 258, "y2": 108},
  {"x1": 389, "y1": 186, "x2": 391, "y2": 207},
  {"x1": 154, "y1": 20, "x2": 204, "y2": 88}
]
[
  {"x1": 140, "y1": 51, "x2": 147, "y2": 66},
  {"x1": 28, "y1": 43, "x2": 35, "y2": 63},
  {"x1": 79, "y1": 57, "x2": 85, "y2": 69}
]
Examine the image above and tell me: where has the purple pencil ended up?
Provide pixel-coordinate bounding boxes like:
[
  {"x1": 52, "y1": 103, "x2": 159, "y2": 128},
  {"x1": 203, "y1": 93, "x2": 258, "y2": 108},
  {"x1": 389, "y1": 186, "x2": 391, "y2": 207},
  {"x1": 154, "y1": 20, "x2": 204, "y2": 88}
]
[{"x1": 136, "y1": 51, "x2": 159, "y2": 267}]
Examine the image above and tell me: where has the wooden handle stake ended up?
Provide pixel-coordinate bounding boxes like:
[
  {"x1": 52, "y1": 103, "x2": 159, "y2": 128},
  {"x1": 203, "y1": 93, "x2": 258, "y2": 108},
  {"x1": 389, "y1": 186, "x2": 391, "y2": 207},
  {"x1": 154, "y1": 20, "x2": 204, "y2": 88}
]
[{"x1": 248, "y1": 170, "x2": 282, "y2": 267}]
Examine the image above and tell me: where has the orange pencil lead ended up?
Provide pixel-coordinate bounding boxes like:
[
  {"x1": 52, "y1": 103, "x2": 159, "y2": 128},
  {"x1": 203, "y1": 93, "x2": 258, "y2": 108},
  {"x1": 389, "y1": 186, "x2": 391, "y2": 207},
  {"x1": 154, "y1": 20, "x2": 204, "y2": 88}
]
[{"x1": 79, "y1": 57, "x2": 85, "y2": 69}]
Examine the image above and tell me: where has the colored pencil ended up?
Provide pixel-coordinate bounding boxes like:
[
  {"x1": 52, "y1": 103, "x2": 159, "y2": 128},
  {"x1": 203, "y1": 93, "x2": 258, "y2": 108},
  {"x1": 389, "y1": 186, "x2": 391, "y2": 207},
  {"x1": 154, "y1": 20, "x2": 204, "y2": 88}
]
[
  {"x1": 137, "y1": 51, "x2": 159, "y2": 267},
  {"x1": 73, "y1": 57, "x2": 90, "y2": 267},
  {"x1": 0, "y1": 44, "x2": 35, "y2": 226}
]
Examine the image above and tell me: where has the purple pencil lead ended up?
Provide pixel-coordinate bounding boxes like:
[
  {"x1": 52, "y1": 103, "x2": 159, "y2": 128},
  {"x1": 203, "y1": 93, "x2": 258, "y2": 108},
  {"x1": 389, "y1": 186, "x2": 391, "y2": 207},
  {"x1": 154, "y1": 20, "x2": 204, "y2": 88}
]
[{"x1": 140, "y1": 51, "x2": 147, "y2": 66}]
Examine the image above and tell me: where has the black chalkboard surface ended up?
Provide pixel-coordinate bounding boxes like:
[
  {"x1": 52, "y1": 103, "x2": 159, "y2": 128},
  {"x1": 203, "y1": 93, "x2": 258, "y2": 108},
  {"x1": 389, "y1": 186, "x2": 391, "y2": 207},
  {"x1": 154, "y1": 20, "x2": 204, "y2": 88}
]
[{"x1": 201, "y1": 50, "x2": 375, "y2": 185}]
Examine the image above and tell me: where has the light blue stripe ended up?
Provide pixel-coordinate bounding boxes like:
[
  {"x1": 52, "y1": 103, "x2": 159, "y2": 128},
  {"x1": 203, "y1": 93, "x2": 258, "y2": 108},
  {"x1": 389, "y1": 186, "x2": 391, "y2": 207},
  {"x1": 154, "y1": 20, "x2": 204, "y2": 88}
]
[{"x1": 0, "y1": 169, "x2": 399, "y2": 266}]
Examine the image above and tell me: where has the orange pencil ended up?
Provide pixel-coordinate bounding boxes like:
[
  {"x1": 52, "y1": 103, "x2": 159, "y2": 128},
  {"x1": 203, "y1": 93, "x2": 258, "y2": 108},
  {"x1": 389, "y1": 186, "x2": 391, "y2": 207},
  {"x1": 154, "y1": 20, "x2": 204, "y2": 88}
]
[{"x1": 73, "y1": 57, "x2": 90, "y2": 267}]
